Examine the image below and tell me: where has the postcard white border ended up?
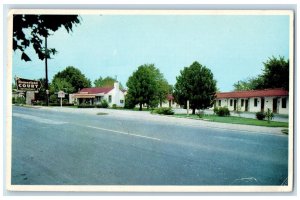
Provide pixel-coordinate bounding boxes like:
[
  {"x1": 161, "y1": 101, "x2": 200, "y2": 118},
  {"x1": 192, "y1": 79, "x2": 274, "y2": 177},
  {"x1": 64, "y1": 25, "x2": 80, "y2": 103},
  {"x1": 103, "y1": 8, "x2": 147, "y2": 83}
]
[{"x1": 6, "y1": 9, "x2": 295, "y2": 192}]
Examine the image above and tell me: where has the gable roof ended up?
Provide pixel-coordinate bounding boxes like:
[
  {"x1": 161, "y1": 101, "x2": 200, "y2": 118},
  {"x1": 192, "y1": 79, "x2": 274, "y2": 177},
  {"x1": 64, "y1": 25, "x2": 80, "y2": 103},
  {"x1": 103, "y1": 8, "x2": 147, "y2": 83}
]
[
  {"x1": 79, "y1": 87, "x2": 113, "y2": 94},
  {"x1": 216, "y1": 88, "x2": 289, "y2": 99}
]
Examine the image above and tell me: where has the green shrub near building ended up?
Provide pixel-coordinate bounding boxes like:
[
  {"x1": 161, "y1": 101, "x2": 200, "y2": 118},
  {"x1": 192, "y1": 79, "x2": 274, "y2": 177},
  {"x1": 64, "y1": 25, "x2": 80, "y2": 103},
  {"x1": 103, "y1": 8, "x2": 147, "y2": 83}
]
[
  {"x1": 214, "y1": 106, "x2": 230, "y2": 116},
  {"x1": 151, "y1": 107, "x2": 174, "y2": 115},
  {"x1": 256, "y1": 112, "x2": 266, "y2": 120}
]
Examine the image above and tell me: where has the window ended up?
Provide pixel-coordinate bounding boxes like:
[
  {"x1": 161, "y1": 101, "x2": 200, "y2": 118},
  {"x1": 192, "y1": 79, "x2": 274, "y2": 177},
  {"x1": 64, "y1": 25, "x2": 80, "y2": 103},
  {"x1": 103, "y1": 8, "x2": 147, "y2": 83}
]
[
  {"x1": 241, "y1": 99, "x2": 244, "y2": 107},
  {"x1": 254, "y1": 98, "x2": 258, "y2": 107},
  {"x1": 120, "y1": 100, "x2": 124, "y2": 104},
  {"x1": 282, "y1": 98, "x2": 287, "y2": 108},
  {"x1": 108, "y1": 95, "x2": 112, "y2": 103},
  {"x1": 218, "y1": 100, "x2": 221, "y2": 106},
  {"x1": 230, "y1": 99, "x2": 233, "y2": 106}
]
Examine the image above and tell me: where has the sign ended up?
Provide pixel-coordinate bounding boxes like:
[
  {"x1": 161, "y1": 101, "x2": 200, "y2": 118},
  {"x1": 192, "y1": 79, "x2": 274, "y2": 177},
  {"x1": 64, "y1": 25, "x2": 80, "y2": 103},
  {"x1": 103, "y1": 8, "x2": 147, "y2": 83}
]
[
  {"x1": 16, "y1": 77, "x2": 41, "y2": 91},
  {"x1": 58, "y1": 91, "x2": 65, "y2": 98}
]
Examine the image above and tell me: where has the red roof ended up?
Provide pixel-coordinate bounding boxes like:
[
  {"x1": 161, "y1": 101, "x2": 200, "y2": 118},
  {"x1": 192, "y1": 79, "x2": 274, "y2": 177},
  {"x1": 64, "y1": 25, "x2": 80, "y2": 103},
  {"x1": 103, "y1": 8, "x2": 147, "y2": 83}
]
[
  {"x1": 216, "y1": 88, "x2": 288, "y2": 99},
  {"x1": 79, "y1": 87, "x2": 113, "y2": 94},
  {"x1": 167, "y1": 94, "x2": 174, "y2": 100}
]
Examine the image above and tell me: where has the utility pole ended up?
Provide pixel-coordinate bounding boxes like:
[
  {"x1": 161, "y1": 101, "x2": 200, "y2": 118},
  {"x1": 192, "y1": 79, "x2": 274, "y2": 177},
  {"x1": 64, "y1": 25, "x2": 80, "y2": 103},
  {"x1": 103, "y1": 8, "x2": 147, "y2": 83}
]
[{"x1": 45, "y1": 35, "x2": 49, "y2": 106}]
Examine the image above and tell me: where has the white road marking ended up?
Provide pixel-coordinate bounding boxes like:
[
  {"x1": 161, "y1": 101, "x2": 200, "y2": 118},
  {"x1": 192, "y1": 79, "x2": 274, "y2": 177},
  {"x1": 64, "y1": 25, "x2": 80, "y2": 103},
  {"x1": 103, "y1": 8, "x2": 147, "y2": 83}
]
[
  {"x1": 13, "y1": 113, "x2": 68, "y2": 125},
  {"x1": 86, "y1": 125, "x2": 161, "y2": 141}
]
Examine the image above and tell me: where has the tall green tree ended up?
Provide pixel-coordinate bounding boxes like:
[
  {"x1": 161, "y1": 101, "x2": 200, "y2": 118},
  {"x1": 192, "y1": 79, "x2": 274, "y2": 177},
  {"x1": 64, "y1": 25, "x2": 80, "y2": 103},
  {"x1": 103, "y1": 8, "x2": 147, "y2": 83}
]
[
  {"x1": 174, "y1": 61, "x2": 217, "y2": 114},
  {"x1": 53, "y1": 66, "x2": 91, "y2": 93},
  {"x1": 94, "y1": 76, "x2": 124, "y2": 89},
  {"x1": 13, "y1": 15, "x2": 80, "y2": 61},
  {"x1": 261, "y1": 56, "x2": 289, "y2": 90},
  {"x1": 126, "y1": 64, "x2": 168, "y2": 110},
  {"x1": 233, "y1": 56, "x2": 289, "y2": 91},
  {"x1": 49, "y1": 77, "x2": 74, "y2": 94}
]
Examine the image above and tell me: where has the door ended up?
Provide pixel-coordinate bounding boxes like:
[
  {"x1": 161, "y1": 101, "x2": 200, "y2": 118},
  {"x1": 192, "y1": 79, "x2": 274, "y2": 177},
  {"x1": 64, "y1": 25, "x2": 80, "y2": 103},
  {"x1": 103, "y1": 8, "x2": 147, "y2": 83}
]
[
  {"x1": 273, "y1": 98, "x2": 278, "y2": 113},
  {"x1": 245, "y1": 99, "x2": 249, "y2": 111},
  {"x1": 260, "y1": 98, "x2": 265, "y2": 112},
  {"x1": 234, "y1": 99, "x2": 237, "y2": 111}
]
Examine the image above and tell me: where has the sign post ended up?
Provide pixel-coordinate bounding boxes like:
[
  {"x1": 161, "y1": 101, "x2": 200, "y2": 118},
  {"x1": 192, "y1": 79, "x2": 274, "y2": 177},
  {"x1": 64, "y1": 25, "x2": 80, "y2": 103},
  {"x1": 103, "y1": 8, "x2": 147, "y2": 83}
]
[
  {"x1": 58, "y1": 91, "x2": 65, "y2": 107},
  {"x1": 187, "y1": 100, "x2": 190, "y2": 116}
]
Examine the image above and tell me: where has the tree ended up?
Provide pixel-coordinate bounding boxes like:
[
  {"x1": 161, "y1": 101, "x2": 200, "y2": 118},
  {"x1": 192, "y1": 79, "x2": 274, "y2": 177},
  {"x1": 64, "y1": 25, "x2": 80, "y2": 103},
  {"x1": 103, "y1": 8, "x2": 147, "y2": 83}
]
[
  {"x1": 53, "y1": 66, "x2": 91, "y2": 93},
  {"x1": 174, "y1": 61, "x2": 217, "y2": 114},
  {"x1": 261, "y1": 56, "x2": 289, "y2": 90},
  {"x1": 233, "y1": 56, "x2": 289, "y2": 91},
  {"x1": 126, "y1": 64, "x2": 168, "y2": 110},
  {"x1": 49, "y1": 77, "x2": 74, "y2": 94},
  {"x1": 94, "y1": 76, "x2": 124, "y2": 89},
  {"x1": 13, "y1": 15, "x2": 80, "y2": 61},
  {"x1": 34, "y1": 78, "x2": 47, "y2": 102},
  {"x1": 233, "y1": 77, "x2": 264, "y2": 91},
  {"x1": 156, "y1": 76, "x2": 169, "y2": 107}
]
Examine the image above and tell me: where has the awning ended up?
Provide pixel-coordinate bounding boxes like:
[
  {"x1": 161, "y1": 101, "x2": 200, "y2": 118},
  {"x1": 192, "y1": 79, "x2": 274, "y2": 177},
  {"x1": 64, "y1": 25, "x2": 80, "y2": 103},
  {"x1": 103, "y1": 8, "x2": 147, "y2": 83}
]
[{"x1": 73, "y1": 94, "x2": 96, "y2": 98}]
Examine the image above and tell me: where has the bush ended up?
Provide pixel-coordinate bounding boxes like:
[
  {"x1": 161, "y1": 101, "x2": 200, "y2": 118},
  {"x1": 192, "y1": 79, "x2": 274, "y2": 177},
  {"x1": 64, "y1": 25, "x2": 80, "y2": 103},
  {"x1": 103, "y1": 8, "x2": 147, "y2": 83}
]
[
  {"x1": 265, "y1": 108, "x2": 274, "y2": 123},
  {"x1": 256, "y1": 112, "x2": 266, "y2": 120},
  {"x1": 197, "y1": 110, "x2": 205, "y2": 118},
  {"x1": 151, "y1": 107, "x2": 174, "y2": 115},
  {"x1": 214, "y1": 107, "x2": 230, "y2": 116},
  {"x1": 101, "y1": 100, "x2": 109, "y2": 108},
  {"x1": 213, "y1": 107, "x2": 219, "y2": 115},
  {"x1": 112, "y1": 104, "x2": 117, "y2": 109},
  {"x1": 13, "y1": 96, "x2": 26, "y2": 104}
]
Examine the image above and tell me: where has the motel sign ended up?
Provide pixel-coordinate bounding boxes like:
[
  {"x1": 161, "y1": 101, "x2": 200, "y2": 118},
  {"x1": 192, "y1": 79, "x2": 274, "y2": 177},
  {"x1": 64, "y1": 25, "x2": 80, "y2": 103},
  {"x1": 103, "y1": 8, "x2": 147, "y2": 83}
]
[{"x1": 16, "y1": 77, "x2": 41, "y2": 91}]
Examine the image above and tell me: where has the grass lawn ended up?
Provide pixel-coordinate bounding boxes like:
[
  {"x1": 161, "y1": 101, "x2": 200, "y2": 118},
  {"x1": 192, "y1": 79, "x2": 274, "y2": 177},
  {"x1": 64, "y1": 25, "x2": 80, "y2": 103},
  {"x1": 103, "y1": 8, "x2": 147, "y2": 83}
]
[{"x1": 174, "y1": 114, "x2": 288, "y2": 128}]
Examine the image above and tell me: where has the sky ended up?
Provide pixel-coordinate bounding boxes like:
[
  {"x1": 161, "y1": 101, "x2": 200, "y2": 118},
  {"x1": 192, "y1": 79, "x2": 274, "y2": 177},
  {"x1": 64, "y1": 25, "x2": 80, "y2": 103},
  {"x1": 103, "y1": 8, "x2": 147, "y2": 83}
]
[{"x1": 12, "y1": 13, "x2": 291, "y2": 91}]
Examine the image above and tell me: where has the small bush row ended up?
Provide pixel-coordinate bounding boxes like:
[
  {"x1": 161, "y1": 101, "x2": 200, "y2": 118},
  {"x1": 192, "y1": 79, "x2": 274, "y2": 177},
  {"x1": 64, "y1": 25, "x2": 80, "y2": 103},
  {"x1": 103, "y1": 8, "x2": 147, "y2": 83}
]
[
  {"x1": 151, "y1": 107, "x2": 174, "y2": 115},
  {"x1": 213, "y1": 106, "x2": 230, "y2": 116}
]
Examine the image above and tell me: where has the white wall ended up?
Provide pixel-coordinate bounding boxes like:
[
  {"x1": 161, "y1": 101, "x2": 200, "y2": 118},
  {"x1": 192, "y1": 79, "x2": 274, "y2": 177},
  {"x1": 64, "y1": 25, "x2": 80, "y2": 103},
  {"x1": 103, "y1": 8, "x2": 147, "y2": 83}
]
[
  {"x1": 106, "y1": 82, "x2": 125, "y2": 107},
  {"x1": 278, "y1": 97, "x2": 289, "y2": 115},
  {"x1": 214, "y1": 96, "x2": 289, "y2": 115}
]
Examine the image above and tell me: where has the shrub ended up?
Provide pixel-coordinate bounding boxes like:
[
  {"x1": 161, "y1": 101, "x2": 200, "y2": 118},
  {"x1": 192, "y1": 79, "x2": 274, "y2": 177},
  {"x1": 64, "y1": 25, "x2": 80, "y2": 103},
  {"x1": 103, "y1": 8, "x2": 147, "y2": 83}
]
[
  {"x1": 214, "y1": 107, "x2": 230, "y2": 116},
  {"x1": 256, "y1": 112, "x2": 266, "y2": 120},
  {"x1": 265, "y1": 108, "x2": 274, "y2": 123},
  {"x1": 213, "y1": 107, "x2": 219, "y2": 115},
  {"x1": 14, "y1": 96, "x2": 26, "y2": 104},
  {"x1": 101, "y1": 100, "x2": 109, "y2": 108},
  {"x1": 197, "y1": 110, "x2": 205, "y2": 118},
  {"x1": 112, "y1": 104, "x2": 117, "y2": 109},
  {"x1": 49, "y1": 94, "x2": 58, "y2": 103},
  {"x1": 151, "y1": 107, "x2": 174, "y2": 115}
]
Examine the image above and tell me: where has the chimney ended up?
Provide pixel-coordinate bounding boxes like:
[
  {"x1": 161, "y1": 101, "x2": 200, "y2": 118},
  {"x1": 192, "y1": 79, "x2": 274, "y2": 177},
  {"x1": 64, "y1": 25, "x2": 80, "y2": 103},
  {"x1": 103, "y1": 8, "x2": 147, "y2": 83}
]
[{"x1": 114, "y1": 81, "x2": 119, "y2": 90}]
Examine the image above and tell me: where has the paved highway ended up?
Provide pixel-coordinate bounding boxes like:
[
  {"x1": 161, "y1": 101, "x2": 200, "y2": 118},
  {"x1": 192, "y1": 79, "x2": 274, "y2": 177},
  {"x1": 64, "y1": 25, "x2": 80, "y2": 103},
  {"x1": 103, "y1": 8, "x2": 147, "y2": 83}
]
[{"x1": 11, "y1": 106, "x2": 288, "y2": 185}]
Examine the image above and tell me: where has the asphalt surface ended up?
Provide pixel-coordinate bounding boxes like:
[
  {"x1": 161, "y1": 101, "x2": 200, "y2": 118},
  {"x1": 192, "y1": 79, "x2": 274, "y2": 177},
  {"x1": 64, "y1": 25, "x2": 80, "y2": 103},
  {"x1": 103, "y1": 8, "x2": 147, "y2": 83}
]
[{"x1": 11, "y1": 106, "x2": 288, "y2": 185}]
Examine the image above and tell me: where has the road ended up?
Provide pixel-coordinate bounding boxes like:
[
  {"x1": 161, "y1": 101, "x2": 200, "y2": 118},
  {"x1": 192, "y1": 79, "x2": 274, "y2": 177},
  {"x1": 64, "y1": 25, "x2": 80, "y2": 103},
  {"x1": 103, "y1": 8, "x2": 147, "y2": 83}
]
[{"x1": 11, "y1": 106, "x2": 288, "y2": 185}]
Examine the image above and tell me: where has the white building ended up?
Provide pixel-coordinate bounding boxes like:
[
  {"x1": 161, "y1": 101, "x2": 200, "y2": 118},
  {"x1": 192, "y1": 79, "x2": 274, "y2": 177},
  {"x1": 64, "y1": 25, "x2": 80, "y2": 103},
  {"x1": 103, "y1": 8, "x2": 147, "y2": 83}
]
[
  {"x1": 214, "y1": 88, "x2": 289, "y2": 115},
  {"x1": 69, "y1": 82, "x2": 126, "y2": 107},
  {"x1": 161, "y1": 94, "x2": 180, "y2": 108}
]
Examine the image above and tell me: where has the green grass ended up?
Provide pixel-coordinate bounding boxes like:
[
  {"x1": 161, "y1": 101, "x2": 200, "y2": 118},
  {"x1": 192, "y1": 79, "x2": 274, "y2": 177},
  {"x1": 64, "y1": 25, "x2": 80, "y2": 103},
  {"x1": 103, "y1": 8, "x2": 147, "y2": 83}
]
[{"x1": 174, "y1": 114, "x2": 288, "y2": 128}]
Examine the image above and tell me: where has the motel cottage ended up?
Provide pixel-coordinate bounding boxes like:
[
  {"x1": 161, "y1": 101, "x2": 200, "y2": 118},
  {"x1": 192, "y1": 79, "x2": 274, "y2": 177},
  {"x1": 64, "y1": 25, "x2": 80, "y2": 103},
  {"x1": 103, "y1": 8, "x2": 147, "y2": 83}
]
[
  {"x1": 69, "y1": 82, "x2": 126, "y2": 107},
  {"x1": 214, "y1": 88, "x2": 289, "y2": 115}
]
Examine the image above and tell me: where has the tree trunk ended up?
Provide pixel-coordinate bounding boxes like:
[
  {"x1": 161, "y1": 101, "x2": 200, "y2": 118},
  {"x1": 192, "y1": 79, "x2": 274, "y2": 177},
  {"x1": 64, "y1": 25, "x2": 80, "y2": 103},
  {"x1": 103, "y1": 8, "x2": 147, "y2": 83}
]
[
  {"x1": 160, "y1": 100, "x2": 162, "y2": 107},
  {"x1": 139, "y1": 103, "x2": 142, "y2": 111},
  {"x1": 192, "y1": 108, "x2": 196, "y2": 115}
]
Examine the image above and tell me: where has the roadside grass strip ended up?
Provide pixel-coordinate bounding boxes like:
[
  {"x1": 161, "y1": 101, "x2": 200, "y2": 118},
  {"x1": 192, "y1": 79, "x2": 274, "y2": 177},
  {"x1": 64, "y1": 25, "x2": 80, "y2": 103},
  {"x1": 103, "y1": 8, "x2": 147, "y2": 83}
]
[{"x1": 174, "y1": 114, "x2": 288, "y2": 128}]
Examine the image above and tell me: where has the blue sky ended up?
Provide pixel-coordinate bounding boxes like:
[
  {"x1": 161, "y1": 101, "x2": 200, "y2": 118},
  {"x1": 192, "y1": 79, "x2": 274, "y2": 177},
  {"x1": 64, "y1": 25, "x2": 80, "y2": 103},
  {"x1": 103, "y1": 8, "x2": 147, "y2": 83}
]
[{"x1": 12, "y1": 14, "x2": 290, "y2": 91}]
